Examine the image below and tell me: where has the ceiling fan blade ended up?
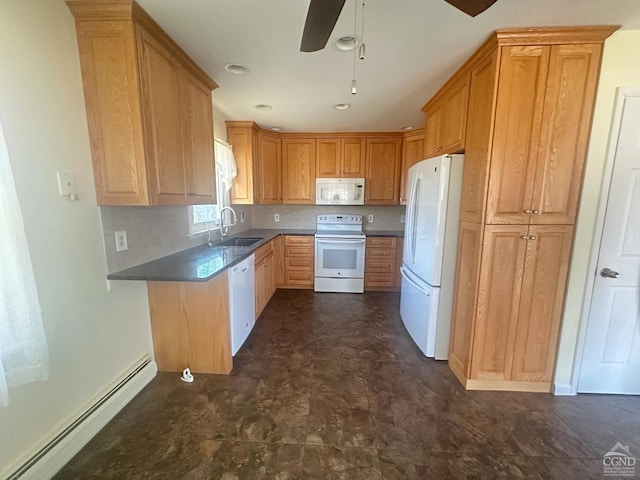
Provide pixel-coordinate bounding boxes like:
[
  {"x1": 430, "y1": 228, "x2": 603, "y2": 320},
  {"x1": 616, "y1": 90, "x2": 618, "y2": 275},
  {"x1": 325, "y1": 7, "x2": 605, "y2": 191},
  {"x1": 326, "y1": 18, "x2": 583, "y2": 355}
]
[
  {"x1": 443, "y1": 0, "x2": 497, "y2": 17},
  {"x1": 300, "y1": 0, "x2": 347, "y2": 52}
]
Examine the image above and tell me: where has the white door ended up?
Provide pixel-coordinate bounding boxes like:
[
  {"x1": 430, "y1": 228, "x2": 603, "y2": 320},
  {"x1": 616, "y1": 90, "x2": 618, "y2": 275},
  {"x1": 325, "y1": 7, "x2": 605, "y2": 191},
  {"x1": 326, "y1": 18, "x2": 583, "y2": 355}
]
[{"x1": 578, "y1": 89, "x2": 640, "y2": 394}]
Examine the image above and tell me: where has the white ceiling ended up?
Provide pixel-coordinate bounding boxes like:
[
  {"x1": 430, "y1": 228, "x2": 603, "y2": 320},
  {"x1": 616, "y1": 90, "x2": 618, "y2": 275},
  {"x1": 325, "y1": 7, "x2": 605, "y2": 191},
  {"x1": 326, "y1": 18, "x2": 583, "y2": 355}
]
[{"x1": 137, "y1": 0, "x2": 640, "y2": 133}]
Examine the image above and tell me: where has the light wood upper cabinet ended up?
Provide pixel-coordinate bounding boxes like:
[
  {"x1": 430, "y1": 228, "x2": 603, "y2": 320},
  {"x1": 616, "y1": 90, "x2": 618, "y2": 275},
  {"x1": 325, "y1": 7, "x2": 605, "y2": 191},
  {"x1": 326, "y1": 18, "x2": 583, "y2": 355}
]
[
  {"x1": 485, "y1": 45, "x2": 549, "y2": 224},
  {"x1": 399, "y1": 131, "x2": 425, "y2": 205},
  {"x1": 182, "y1": 73, "x2": 216, "y2": 201},
  {"x1": 422, "y1": 74, "x2": 470, "y2": 157},
  {"x1": 316, "y1": 137, "x2": 365, "y2": 178},
  {"x1": 227, "y1": 122, "x2": 257, "y2": 205},
  {"x1": 460, "y1": 49, "x2": 499, "y2": 224},
  {"x1": 282, "y1": 139, "x2": 316, "y2": 204},
  {"x1": 256, "y1": 132, "x2": 282, "y2": 203},
  {"x1": 531, "y1": 44, "x2": 602, "y2": 225},
  {"x1": 67, "y1": 1, "x2": 217, "y2": 206},
  {"x1": 365, "y1": 138, "x2": 401, "y2": 205}
]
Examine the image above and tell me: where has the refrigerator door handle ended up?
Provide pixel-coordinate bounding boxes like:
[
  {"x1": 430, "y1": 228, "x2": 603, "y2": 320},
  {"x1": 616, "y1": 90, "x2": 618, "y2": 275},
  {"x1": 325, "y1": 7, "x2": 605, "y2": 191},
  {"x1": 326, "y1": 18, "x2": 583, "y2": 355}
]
[
  {"x1": 400, "y1": 266, "x2": 430, "y2": 296},
  {"x1": 405, "y1": 171, "x2": 420, "y2": 265},
  {"x1": 410, "y1": 177, "x2": 421, "y2": 264}
]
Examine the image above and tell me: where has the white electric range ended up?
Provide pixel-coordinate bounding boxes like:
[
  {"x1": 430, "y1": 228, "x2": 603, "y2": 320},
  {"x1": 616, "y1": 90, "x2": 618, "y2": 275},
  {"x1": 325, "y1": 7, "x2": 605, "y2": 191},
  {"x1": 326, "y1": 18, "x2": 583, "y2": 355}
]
[{"x1": 314, "y1": 214, "x2": 366, "y2": 293}]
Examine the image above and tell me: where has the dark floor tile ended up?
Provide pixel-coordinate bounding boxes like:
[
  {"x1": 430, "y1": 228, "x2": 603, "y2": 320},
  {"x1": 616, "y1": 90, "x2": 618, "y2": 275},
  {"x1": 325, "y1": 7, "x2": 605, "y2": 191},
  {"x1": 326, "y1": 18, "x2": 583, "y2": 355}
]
[
  {"x1": 239, "y1": 385, "x2": 310, "y2": 444},
  {"x1": 305, "y1": 389, "x2": 375, "y2": 447},
  {"x1": 302, "y1": 446, "x2": 382, "y2": 480},
  {"x1": 378, "y1": 449, "x2": 543, "y2": 480}
]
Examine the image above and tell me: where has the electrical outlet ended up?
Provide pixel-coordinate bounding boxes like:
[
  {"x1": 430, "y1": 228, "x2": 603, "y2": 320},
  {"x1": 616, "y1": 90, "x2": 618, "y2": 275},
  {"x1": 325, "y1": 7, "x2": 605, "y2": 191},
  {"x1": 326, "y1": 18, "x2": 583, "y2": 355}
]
[
  {"x1": 274, "y1": 213, "x2": 280, "y2": 222},
  {"x1": 115, "y1": 231, "x2": 128, "y2": 252},
  {"x1": 368, "y1": 214, "x2": 374, "y2": 223},
  {"x1": 400, "y1": 215, "x2": 406, "y2": 223},
  {"x1": 240, "y1": 212, "x2": 246, "y2": 223}
]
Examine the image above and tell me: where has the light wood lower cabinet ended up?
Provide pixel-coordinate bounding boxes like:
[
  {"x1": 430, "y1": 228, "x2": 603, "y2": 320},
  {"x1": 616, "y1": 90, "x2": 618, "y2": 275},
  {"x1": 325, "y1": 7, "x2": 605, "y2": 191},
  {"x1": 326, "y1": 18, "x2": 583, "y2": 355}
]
[
  {"x1": 282, "y1": 235, "x2": 314, "y2": 288},
  {"x1": 148, "y1": 271, "x2": 231, "y2": 374},
  {"x1": 254, "y1": 240, "x2": 277, "y2": 319},
  {"x1": 450, "y1": 224, "x2": 574, "y2": 392},
  {"x1": 365, "y1": 237, "x2": 402, "y2": 291}
]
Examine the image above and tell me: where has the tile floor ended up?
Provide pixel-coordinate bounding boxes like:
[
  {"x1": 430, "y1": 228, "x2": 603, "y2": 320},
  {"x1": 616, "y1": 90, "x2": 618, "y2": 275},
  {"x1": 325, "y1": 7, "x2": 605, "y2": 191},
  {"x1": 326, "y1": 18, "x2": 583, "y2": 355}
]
[{"x1": 55, "y1": 290, "x2": 640, "y2": 479}]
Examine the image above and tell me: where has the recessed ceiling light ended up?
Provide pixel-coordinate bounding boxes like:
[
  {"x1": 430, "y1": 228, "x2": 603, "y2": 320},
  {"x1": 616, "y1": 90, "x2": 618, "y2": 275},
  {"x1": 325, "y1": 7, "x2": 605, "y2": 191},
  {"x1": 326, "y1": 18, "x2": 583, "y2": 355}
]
[
  {"x1": 401, "y1": 125, "x2": 415, "y2": 131},
  {"x1": 333, "y1": 35, "x2": 360, "y2": 52},
  {"x1": 271, "y1": 126, "x2": 283, "y2": 131},
  {"x1": 224, "y1": 63, "x2": 250, "y2": 75},
  {"x1": 333, "y1": 103, "x2": 351, "y2": 110},
  {"x1": 255, "y1": 104, "x2": 272, "y2": 111}
]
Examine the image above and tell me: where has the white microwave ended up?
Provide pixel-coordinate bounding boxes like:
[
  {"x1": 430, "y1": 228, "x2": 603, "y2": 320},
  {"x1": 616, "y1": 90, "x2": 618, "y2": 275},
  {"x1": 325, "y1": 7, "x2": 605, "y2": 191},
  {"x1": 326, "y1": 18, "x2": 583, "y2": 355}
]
[{"x1": 315, "y1": 178, "x2": 365, "y2": 205}]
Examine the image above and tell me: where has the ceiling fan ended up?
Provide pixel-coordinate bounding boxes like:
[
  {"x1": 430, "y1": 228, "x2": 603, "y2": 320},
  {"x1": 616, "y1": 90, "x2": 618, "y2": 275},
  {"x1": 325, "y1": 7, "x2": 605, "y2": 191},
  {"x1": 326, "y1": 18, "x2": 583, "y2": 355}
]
[{"x1": 300, "y1": 0, "x2": 498, "y2": 52}]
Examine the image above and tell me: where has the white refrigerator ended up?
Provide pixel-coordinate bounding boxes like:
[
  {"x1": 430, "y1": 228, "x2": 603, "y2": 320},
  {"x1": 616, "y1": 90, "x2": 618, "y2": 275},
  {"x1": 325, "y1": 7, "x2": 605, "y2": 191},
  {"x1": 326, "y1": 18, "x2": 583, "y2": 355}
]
[{"x1": 400, "y1": 154, "x2": 463, "y2": 359}]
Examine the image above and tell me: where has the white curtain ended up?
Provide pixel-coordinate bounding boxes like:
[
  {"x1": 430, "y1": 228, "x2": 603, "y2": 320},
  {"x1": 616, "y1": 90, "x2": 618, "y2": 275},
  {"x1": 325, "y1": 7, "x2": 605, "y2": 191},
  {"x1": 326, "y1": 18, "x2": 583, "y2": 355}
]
[
  {"x1": 0, "y1": 118, "x2": 49, "y2": 407},
  {"x1": 214, "y1": 139, "x2": 237, "y2": 224}
]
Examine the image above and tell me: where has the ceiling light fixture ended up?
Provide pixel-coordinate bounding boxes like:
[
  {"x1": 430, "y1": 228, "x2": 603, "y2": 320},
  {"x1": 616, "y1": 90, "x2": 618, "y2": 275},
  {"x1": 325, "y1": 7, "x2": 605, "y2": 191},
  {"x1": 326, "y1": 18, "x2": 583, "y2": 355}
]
[
  {"x1": 255, "y1": 104, "x2": 272, "y2": 111},
  {"x1": 401, "y1": 125, "x2": 415, "y2": 131},
  {"x1": 224, "y1": 63, "x2": 250, "y2": 75},
  {"x1": 271, "y1": 126, "x2": 283, "y2": 131},
  {"x1": 333, "y1": 103, "x2": 351, "y2": 110},
  {"x1": 334, "y1": 35, "x2": 360, "y2": 52}
]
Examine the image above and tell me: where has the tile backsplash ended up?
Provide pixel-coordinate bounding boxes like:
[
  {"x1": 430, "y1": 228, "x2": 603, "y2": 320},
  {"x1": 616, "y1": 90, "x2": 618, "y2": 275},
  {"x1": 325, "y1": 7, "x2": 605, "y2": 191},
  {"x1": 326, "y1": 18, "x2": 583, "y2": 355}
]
[
  {"x1": 99, "y1": 203, "x2": 403, "y2": 273},
  {"x1": 251, "y1": 205, "x2": 406, "y2": 231},
  {"x1": 100, "y1": 204, "x2": 252, "y2": 273}
]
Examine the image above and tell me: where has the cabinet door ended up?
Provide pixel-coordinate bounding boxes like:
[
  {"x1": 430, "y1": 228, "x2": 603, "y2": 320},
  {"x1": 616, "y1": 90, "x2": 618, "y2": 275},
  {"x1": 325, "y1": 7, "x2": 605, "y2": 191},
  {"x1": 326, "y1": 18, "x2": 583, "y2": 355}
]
[
  {"x1": 264, "y1": 251, "x2": 276, "y2": 301},
  {"x1": 74, "y1": 21, "x2": 149, "y2": 205},
  {"x1": 399, "y1": 134, "x2": 424, "y2": 204},
  {"x1": 441, "y1": 75, "x2": 470, "y2": 153},
  {"x1": 470, "y1": 225, "x2": 528, "y2": 381},
  {"x1": 282, "y1": 139, "x2": 316, "y2": 204},
  {"x1": 254, "y1": 258, "x2": 266, "y2": 319},
  {"x1": 531, "y1": 44, "x2": 602, "y2": 225},
  {"x1": 449, "y1": 222, "x2": 484, "y2": 382},
  {"x1": 511, "y1": 225, "x2": 573, "y2": 382},
  {"x1": 485, "y1": 45, "x2": 549, "y2": 224},
  {"x1": 365, "y1": 138, "x2": 401, "y2": 205},
  {"x1": 275, "y1": 235, "x2": 285, "y2": 285},
  {"x1": 138, "y1": 28, "x2": 187, "y2": 204},
  {"x1": 256, "y1": 133, "x2": 281, "y2": 203},
  {"x1": 316, "y1": 138, "x2": 341, "y2": 177},
  {"x1": 227, "y1": 125, "x2": 255, "y2": 204},
  {"x1": 182, "y1": 72, "x2": 215, "y2": 203},
  {"x1": 341, "y1": 138, "x2": 365, "y2": 177},
  {"x1": 460, "y1": 49, "x2": 498, "y2": 224},
  {"x1": 423, "y1": 103, "x2": 442, "y2": 158}
]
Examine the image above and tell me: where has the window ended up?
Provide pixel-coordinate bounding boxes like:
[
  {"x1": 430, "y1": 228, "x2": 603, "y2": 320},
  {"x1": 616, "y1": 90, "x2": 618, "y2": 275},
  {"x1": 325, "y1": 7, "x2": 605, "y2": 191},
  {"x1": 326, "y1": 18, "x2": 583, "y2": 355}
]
[{"x1": 188, "y1": 139, "x2": 236, "y2": 236}]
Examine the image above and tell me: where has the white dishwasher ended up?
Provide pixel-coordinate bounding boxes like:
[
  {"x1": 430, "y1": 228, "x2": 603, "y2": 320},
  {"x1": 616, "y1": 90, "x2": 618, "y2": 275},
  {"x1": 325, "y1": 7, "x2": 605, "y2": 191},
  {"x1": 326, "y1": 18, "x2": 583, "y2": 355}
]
[{"x1": 228, "y1": 255, "x2": 255, "y2": 356}]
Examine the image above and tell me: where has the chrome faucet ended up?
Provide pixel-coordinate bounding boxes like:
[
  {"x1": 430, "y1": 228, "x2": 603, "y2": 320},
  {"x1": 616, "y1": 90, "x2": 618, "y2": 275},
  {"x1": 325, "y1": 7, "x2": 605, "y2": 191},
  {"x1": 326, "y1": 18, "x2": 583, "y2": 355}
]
[{"x1": 219, "y1": 206, "x2": 238, "y2": 237}]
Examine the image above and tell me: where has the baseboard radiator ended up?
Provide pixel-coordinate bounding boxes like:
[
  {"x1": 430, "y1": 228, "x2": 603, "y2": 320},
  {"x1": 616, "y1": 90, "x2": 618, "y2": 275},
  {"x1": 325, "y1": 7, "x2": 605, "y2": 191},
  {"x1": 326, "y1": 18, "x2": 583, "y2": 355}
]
[{"x1": 7, "y1": 355, "x2": 154, "y2": 480}]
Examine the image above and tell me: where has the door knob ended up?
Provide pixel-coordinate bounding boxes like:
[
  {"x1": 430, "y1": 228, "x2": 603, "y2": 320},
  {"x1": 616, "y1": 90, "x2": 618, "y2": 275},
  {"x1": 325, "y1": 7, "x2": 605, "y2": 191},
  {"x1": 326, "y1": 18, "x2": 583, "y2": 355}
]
[{"x1": 600, "y1": 267, "x2": 620, "y2": 279}]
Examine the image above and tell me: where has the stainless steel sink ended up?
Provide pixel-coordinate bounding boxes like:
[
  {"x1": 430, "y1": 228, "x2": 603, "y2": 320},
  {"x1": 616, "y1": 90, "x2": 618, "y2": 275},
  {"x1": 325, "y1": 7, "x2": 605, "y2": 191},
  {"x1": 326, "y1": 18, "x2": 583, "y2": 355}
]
[{"x1": 217, "y1": 237, "x2": 262, "y2": 247}]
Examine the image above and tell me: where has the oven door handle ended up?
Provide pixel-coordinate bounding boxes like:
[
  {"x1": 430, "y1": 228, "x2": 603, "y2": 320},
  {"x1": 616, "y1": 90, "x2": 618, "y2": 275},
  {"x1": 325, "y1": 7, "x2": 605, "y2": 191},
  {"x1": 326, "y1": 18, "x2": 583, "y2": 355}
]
[{"x1": 316, "y1": 239, "x2": 366, "y2": 244}]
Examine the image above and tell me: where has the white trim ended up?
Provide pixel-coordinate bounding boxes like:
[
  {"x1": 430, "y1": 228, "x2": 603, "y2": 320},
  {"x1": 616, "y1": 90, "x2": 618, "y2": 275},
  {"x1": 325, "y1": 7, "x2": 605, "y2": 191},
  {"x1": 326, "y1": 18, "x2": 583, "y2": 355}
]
[
  {"x1": 3, "y1": 358, "x2": 157, "y2": 480},
  {"x1": 570, "y1": 86, "x2": 640, "y2": 395},
  {"x1": 553, "y1": 383, "x2": 575, "y2": 396}
]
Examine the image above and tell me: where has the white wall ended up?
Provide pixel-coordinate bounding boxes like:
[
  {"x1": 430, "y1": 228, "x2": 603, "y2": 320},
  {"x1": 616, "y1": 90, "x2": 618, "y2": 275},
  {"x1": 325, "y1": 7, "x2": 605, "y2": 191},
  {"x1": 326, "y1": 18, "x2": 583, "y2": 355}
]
[
  {"x1": 0, "y1": 0, "x2": 154, "y2": 475},
  {"x1": 555, "y1": 30, "x2": 640, "y2": 390}
]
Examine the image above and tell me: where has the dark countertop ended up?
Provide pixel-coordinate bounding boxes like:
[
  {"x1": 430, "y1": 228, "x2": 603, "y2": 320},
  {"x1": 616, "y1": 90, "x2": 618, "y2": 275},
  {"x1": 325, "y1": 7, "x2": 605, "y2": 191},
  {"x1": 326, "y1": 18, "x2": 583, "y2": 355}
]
[
  {"x1": 107, "y1": 228, "x2": 315, "y2": 283},
  {"x1": 364, "y1": 229, "x2": 405, "y2": 237}
]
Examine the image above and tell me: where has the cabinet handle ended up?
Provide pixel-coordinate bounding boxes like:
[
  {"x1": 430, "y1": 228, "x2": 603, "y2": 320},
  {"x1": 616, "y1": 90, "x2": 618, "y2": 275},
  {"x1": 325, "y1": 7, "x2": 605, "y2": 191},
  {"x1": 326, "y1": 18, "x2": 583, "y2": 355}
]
[
  {"x1": 532, "y1": 210, "x2": 540, "y2": 214},
  {"x1": 437, "y1": 146, "x2": 443, "y2": 151},
  {"x1": 520, "y1": 235, "x2": 528, "y2": 240},
  {"x1": 524, "y1": 209, "x2": 532, "y2": 214},
  {"x1": 528, "y1": 235, "x2": 537, "y2": 240}
]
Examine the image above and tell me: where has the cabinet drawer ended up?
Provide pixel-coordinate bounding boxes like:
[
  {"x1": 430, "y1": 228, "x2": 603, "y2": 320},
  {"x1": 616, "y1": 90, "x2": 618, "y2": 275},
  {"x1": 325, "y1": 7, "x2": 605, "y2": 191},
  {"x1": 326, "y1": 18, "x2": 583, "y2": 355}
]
[
  {"x1": 365, "y1": 273, "x2": 395, "y2": 287},
  {"x1": 285, "y1": 271, "x2": 314, "y2": 285},
  {"x1": 365, "y1": 258, "x2": 394, "y2": 272},
  {"x1": 366, "y1": 248, "x2": 395, "y2": 258},
  {"x1": 366, "y1": 237, "x2": 397, "y2": 248},
  {"x1": 285, "y1": 235, "x2": 314, "y2": 246},
  {"x1": 254, "y1": 241, "x2": 273, "y2": 264},
  {"x1": 285, "y1": 246, "x2": 314, "y2": 257},
  {"x1": 285, "y1": 257, "x2": 314, "y2": 271}
]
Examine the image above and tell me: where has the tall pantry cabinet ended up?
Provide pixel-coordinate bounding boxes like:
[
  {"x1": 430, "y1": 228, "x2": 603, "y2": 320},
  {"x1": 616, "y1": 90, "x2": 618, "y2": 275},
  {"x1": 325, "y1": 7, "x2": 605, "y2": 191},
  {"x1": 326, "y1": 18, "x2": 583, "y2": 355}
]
[{"x1": 447, "y1": 27, "x2": 617, "y2": 392}]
